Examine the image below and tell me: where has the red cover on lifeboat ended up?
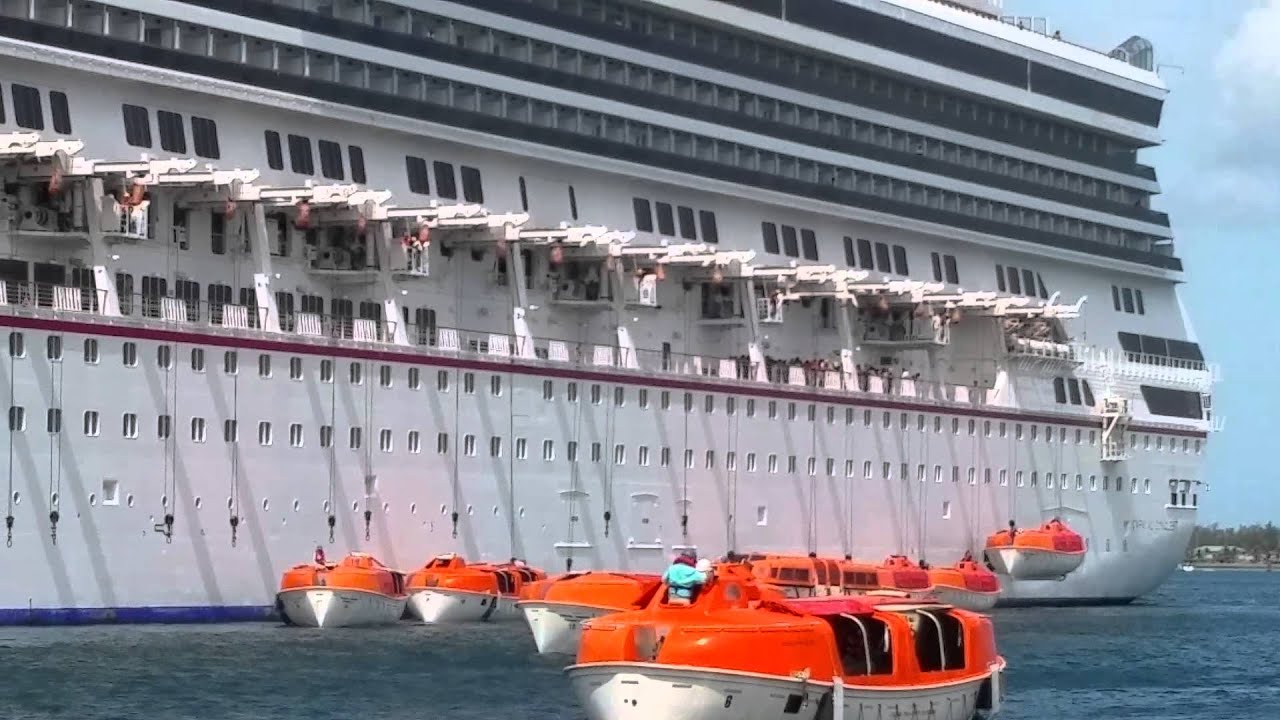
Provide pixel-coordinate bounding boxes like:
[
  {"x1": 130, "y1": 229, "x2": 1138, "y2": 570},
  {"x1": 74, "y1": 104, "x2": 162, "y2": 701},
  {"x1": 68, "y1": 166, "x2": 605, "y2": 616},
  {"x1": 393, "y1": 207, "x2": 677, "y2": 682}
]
[{"x1": 782, "y1": 597, "x2": 883, "y2": 616}]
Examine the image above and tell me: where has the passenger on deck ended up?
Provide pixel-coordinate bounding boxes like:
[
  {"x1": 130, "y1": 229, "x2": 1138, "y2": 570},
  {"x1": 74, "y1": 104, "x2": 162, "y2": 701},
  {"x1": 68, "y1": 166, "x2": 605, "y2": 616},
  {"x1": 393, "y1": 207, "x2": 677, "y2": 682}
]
[
  {"x1": 314, "y1": 545, "x2": 326, "y2": 566},
  {"x1": 662, "y1": 553, "x2": 708, "y2": 605},
  {"x1": 1008, "y1": 519, "x2": 1018, "y2": 540},
  {"x1": 961, "y1": 549, "x2": 974, "y2": 563}
]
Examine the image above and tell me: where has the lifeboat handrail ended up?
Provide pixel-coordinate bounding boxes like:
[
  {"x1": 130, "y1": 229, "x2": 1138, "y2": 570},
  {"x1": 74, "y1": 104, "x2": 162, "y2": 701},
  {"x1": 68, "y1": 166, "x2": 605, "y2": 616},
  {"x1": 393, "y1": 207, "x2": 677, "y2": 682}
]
[{"x1": 916, "y1": 608, "x2": 948, "y2": 672}]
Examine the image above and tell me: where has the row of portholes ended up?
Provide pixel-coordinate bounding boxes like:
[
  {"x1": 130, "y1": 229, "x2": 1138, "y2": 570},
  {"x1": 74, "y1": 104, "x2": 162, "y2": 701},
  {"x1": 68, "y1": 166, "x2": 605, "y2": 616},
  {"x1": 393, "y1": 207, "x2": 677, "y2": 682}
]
[{"x1": 34, "y1": 492, "x2": 525, "y2": 520}]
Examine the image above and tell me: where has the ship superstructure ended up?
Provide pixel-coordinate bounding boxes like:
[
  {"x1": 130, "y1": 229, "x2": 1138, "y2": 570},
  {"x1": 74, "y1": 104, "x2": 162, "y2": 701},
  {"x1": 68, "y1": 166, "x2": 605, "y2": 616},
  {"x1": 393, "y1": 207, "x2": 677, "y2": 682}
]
[{"x1": 0, "y1": 0, "x2": 1216, "y2": 621}]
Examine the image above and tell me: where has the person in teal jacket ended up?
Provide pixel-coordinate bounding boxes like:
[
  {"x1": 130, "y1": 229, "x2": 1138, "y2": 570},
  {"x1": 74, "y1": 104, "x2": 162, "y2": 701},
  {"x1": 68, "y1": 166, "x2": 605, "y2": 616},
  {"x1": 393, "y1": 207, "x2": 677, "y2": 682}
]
[{"x1": 663, "y1": 554, "x2": 709, "y2": 605}]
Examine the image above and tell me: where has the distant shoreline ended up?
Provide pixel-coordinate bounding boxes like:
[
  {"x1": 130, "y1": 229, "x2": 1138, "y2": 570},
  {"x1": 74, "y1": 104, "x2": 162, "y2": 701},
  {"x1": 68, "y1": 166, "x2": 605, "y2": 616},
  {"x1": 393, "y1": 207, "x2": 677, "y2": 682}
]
[{"x1": 1185, "y1": 563, "x2": 1276, "y2": 571}]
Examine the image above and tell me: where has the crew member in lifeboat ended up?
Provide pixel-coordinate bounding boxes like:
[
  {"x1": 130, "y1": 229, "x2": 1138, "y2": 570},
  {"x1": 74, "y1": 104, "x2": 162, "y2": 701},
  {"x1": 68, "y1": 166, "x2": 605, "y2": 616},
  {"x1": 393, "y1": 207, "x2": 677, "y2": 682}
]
[
  {"x1": 314, "y1": 545, "x2": 327, "y2": 566},
  {"x1": 662, "y1": 554, "x2": 709, "y2": 605}
]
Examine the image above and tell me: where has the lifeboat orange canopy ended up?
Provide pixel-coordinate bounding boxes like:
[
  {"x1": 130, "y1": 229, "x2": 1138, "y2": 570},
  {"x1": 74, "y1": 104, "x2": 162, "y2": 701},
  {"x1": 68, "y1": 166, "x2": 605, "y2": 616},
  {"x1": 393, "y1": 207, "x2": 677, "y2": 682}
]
[
  {"x1": 744, "y1": 553, "x2": 934, "y2": 597},
  {"x1": 985, "y1": 518, "x2": 1086, "y2": 580},
  {"x1": 928, "y1": 559, "x2": 1001, "y2": 612},
  {"x1": 515, "y1": 571, "x2": 666, "y2": 655},
  {"x1": 568, "y1": 562, "x2": 1006, "y2": 720}
]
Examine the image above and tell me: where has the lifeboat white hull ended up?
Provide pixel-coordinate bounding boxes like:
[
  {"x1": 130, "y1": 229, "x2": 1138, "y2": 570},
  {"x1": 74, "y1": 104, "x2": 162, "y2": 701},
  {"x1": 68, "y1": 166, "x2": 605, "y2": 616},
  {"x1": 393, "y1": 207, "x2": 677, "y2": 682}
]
[
  {"x1": 517, "y1": 601, "x2": 612, "y2": 655},
  {"x1": 566, "y1": 663, "x2": 998, "y2": 720},
  {"x1": 407, "y1": 588, "x2": 518, "y2": 623},
  {"x1": 930, "y1": 585, "x2": 1000, "y2": 612},
  {"x1": 987, "y1": 547, "x2": 1085, "y2": 580},
  {"x1": 276, "y1": 588, "x2": 407, "y2": 628}
]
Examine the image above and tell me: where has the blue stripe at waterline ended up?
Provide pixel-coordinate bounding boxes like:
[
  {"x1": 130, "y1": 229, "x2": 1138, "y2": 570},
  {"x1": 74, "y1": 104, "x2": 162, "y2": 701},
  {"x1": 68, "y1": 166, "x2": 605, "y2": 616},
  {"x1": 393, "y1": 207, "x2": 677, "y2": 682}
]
[{"x1": 0, "y1": 604, "x2": 276, "y2": 626}]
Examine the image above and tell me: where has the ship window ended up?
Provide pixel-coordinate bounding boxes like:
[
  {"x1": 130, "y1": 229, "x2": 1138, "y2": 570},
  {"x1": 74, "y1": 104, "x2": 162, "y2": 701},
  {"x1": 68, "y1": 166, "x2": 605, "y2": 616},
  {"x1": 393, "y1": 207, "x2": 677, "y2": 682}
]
[
  {"x1": 291, "y1": 423, "x2": 304, "y2": 448},
  {"x1": 157, "y1": 110, "x2": 186, "y2": 154},
  {"x1": 842, "y1": 236, "x2": 856, "y2": 266},
  {"x1": 892, "y1": 245, "x2": 909, "y2": 275},
  {"x1": 7, "y1": 406, "x2": 24, "y2": 432},
  {"x1": 518, "y1": 177, "x2": 529, "y2": 211},
  {"x1": 189, "y1": 416, "x2": 204, "y2": 443},
  {"x1": 287, "y1": 134, "x2": 314, "y2": 175},
  {"x1": 858, "y1": 239, "x2": 874, "y2": 269},
  {"x1": 1067, "y1": 379, "x2": 1082, "y2": 405},
  {"x1": 192, "y1": 116, "x2": 219, "y2": 159},
  {"x1": 633, "y1": 198, "x2": 653, "y2": 232},
  {"x1": 0, "y1": 88, "x2": 5, "y2": 124},
  {"x1": 568, "y1": 185, "x2": 579, "y2": 219},
  {"x1": 800, "y1": 229, "x2": 819, "y2": 260},
  {"x1": 122, "y1": 104, "x2": 152, "y2": 147},
  {"x1": 699, "y1": 210, "x2": 718, "y2": 243},
  {"x1": 223, "y1": 419, "x2": 238, "y2": 443},
  {"x1": 49, "y1": 336, "x2": 66, "y2": 362},
  {"x1": 258, "y1": 421, "x2": 272, "y2": 446},
  {"x1": 406, "y1": 155, "x2": 430, "y2": 194},
  {"x1": 461, "y1": 166, "x2": 484, "y2": 202},
  {"x1": 350, "y1": 427, "x2": 363, "y2": 449},
  {"x1": 780, "y1": 225, "x2": 799, "y2": 257},
  {"x1": 156, "y1": 414, "x2": 172, "y2": 441},
  {"x1": 83, "y1": 339, "x2": 99, "y2": 365},
  {"x1": 761, "y1": 222, "x2": 780, "y2": 254},
  {"x1": 433, "y1": 161, "x2": 457, "y2": 199},
  {"x1": 49, "y1": 91, "x2": 71, "y2": 134},
  {"x1": 676, "y1": 206, "x2": 697, "y2": 239},
  {"x1": 380, "y1": 429, "x2": 393, "y2": 453},
  {"x1": 318, "y1": 139, "x2": 344, "y2": 180},
  {"x1": 930, "y1": 251, "x2": 943, "y2": 281},
  {"x1": 264, "y1": 130, "x2": 283, "y2": 169},
  {"x1": 1053, "y1": 377, "x2": 1066, "y2": 404},
  {"x1": 874, "y1": 242, "x2": 891, "y2": 272},
  {"x1": 943, "y1": 254, "x2": 959, "y2": 284},
  {"x1": 346, "y1": 145, "x2": 366, "y2": 183},
  {"x1": 655, "y1": 202, "x2": 675, "y2": 236},
  {"x1": 11, "y1": 84, "x2": 42, "y2": 130}
]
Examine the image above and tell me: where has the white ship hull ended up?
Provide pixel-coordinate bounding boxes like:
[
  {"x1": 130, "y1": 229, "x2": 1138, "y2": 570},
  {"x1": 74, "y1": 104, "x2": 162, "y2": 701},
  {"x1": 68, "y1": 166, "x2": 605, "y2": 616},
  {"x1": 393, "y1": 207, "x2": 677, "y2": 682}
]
[
  {"x1": 407, "y1": 588, "x2": 519, "y2": 624},
  {"x1": 519, "y1": 601, "x2": 613, "y2": 655},
  {"x1": 565, "y1": 663, "x2": 995, "y2": 720},
  {"x1": 276, "y1": 588, "x2": 406, "y2": 628},
  {"x1": 0, "y1": 0, "x2": 1213, "y2": 623}
]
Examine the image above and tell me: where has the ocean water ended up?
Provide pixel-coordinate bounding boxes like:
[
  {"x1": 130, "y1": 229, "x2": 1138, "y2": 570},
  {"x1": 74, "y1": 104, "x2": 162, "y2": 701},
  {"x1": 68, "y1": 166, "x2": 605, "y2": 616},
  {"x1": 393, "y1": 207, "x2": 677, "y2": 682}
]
[{"x1": 0, "y1": 570, "x2": 1275, "y2": 720}]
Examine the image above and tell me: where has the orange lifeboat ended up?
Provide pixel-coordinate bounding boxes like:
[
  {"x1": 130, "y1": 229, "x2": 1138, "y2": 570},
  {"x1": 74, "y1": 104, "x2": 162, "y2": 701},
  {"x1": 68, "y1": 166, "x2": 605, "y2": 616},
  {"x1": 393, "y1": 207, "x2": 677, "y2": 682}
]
[
  {"x1": 928, "y1": 558, "x2": 1002, "y2": 612},
  {"x1": 567, "y1": 565, "x2": 1006, "y2": 720},
  {"x1": 745, "y1": 553, "x2": 934, "y2": 597},
  {"x1": 985, "y1": 518, "x2": 1086, "y2": 580},
  {"x1": 515, "y1": 571, "x2": 663, "y2": 655},
  {"x1": 275, "y1": 551, "x2": 407, "y2": 628},
  {"x1": 404, "y1": 554, "x2": 547, "y2": 623}
]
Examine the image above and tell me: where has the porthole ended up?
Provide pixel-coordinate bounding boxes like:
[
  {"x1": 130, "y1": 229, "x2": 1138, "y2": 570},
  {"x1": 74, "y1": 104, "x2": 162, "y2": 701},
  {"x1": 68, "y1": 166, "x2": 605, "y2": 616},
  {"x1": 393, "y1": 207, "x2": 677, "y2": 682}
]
[
  {"x1": 323, "y1": 500, "x2": 331, "y2": 513},
  {"x1": 382, "y1": 502, "x2": 390, "y2": 514},
  {"x1": 518, "y1": 507, "x2": 525, "y2": 518},
  {"x1": 492, "y1": 505, "x2": 499, "y2": 516},
  {"x1": 227, "y1": 497, "x2": 234, "y2": 510},
  {"x1": 262, "y1": 498, "x2": 270, "y2": 511},
  {"x1": 410, "y1": 503, "x2": 418, "y2": 515},
  {"x1": 292, "y1": 499, "x2": 301, "y2": 512},
  {"x1": 126, "y1": 494, "x2": 135, "y2": 508},
  {"x1": 161, "y1": 494, "x2": 169, "y2": 508},
  {"x1": 194, "y1": 496, "x2": 203, "y2": 509},
  {"x1": 11, "y1": 491, "x2": 20, "y2": 505},
  {"x1": 50, "y1": 492, "x2": 59, "y2": 506},
  {"x1": 440, "y1": 504, "x2": 448, "y2": 515},
  {"x1": 466, "y1": 504, "x2": 474, "y2": 516},
  {"x1": 352, "y1": 500, "x2": 359, "y2": 512},
  {"x1": 88, "y1": 492, "x2": 97, "y2": 506}
]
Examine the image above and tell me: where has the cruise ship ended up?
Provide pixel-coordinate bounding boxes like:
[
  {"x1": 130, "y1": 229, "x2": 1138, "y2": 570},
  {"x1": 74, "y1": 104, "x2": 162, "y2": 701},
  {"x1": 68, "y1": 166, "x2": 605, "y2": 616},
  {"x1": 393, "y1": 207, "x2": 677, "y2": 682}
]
[{"x1": 0, "y1": 0, "x2": 1218, "y2": 622}]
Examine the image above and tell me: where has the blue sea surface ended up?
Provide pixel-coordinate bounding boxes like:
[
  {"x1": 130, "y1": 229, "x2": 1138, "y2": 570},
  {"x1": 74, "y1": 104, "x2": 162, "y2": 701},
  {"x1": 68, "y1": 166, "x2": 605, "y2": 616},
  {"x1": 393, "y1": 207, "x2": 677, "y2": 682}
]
[{"x1": 0, "y1": 570, "x2": 1274, "y2": 719}]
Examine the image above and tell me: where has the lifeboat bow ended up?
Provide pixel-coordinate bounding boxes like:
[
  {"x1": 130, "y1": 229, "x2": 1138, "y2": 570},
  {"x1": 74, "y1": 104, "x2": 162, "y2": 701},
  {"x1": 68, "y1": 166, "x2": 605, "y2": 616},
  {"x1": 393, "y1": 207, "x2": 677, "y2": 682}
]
[
  {"x1": 275, "y1": 552, "x2": 408, "y2": 628},
  {"x1": 985, "y1": 518, "x2": 1086, "y2": 580}
]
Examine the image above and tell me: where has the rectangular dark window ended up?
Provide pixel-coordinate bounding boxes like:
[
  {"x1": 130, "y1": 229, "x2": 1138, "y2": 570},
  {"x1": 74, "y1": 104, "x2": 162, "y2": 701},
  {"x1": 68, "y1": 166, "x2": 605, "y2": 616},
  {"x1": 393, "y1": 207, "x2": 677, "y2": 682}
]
[
  {"x1": 157, "y1": 110, "x2": 186, "y2": 154},
  {"x1": 406, "y1": 156, "x2": 429, "y2": 194},
  {"x1": 781, "y1": 225, "x2": 799, "y2": 257},
  {"x1": 1036, "y1": 273, "x2": 1048, "y2": 299},
  {"x1": 0, "y1": 88, "x2": 6, "y2": 124},
  {"x1": 48, "y1": 91, "x2": 71, "y2": 134},
  {"x1": 1140, "y1": 386, "x2": 1203, "y2": 420},
  {"x1": 176, "y1": 279, "x2": 201, "y2": 321},
  {"x1": 318, "y1": 139, "x2": 344, "y2": 180},
  {"x1": 1081, "y1": 380, "x2": 1096, "y2": 407},
  {"x1": 800, "y1": 229, "x2": 818, "y2": 260},
  {"x1": 122, "y1": 104, "x2": 151, "y2": 148},
  {"x1": 1111, "y1": 285, "x2": 1122, "y2": 311},
  {"x1": 349, "y1": 145, "x2": 367, "y2": 184},
  {"x1": 633, "y1": 198, "x2": 653, "y2": 232},
  {"x1": 1052, "y1": 377, "x2": 1066, "y2": 404},
  {"x1": 1121, "y1": 287, "x2": 1135, "y2": 313},
  {"x1": 698, "y1": 210, "x2": 718, "y2": 243},
  {"x1": 892, "y1": 245, "x2": 908, "y2": 276},
  {"x1": 843, "y1": 237, "x2": 856, "y2": 267},
  {"x1": 568, "y1": 186, "x2": 578, "y2": 219},
  {"x1": 264, "y1": 130, "x2": 283, "y2": 170},
  {"x1": 857, "y1": 238, "x2": 873, "y2": 269},
  {"x1": 11, "y1": 84, "x2": 42, "y2": 130},
  {"x1": 1134, "y1": 289, "x2": 1145, "y2": 315},
  {"x1": 287, "y1": 135, "x2": 314, "y2": 174},
  {"x1": 762, "y1": 222, "x2": 780, "y2": 254},
  {"x1": 460, "y1": 166, "x2": 483, "y2": 202},
  {"x1": 655, "y1": 202, "x2": 675, "y2": 236},
  {"x1": 676, "y1": 205, "x2": 697, "y2": 239},
  {"x1": 191, "y1": 116, "x2": 219, "y2": 159},
  {"x1": 1067, "y1": 379, "x2": 1082, "y2": 405},
  {"x1": 433, "y1": 161, "x2": 457, "y2": 199},
  {"x1": 518, "y1": 177, "x2": 529, "y2": 210},
  {"x1": 1006, "y1": 266, "x2": 1021, "y2": 294},
  {"x1": 1021, "y1": 269, "x2": 1036, "y2": 297},
  {"x1": 943, "y1": 255, "x2": 959, "y2": 284},
  {"x1": 930, "y1": 252, "x2": 943, "y2": 282},
  {"x1": 874, "y1": 242, "x2": 891, "y2": 272},
  {"x1": 995, "y1": 265, "x2": 1007, "y2": 292}
]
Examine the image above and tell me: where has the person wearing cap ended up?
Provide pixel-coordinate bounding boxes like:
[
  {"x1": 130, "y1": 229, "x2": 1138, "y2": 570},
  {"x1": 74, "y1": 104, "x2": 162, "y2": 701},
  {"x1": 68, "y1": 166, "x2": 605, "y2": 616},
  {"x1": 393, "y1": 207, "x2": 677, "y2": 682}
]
[{"x1": 662, "y1": 553, "x2": 708, "y2": 605}]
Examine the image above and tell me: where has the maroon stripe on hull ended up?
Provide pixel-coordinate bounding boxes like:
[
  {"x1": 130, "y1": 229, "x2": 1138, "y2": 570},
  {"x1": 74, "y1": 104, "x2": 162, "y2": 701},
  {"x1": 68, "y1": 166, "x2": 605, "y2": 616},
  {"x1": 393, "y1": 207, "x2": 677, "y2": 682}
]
[{"x1": 0, "y1": 313, "x2": 1208, "y2": 438}]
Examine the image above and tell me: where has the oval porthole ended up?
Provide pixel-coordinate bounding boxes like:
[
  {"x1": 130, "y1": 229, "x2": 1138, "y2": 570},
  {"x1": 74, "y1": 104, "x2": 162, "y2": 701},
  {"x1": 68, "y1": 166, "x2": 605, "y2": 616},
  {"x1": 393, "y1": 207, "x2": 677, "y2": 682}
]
[
  {"x1": 88, "y1": 493, "x2": 97, "y2": 506},
  {"x1": 410, "y1": 503, "x2": 418, "y2": 515},
  {"x1": 466, "y1": 504, "x2": 474, "y2": 516},
  {"x1": 262, "y1": 498, "x2": 270, "y2": 511},
  {"x1": 227, "y1": 497, "x2": 234, "y2": 510},
  {"x1": 351, "y1": 501, "x2": 359, "y2": 512},
  {"x1": 323, "y1": 500, "x2": 332, "y2": 513},
  {"x1": 161, "y1": 494, "x2": 169, "y2": 508},
  {"x1": 194, "y1": 496, "x2": 203, "y2": 509},
  {"x1": 518, "y1": 507, "x2": 526, "y2": 518},
  {"x1": 440, "y1": 504, "x2": 448, "y2": 515},
  {"x1": 126, "y1": 494, "x2": 135, "y2": 508},
  {"x1": 492, "y1": 505, "x2": 499, "y2": 516},
  {"x1": 382, "y1": 502, "x2": 390, "y2": 514},
  {"x1": 50, "y1": 492, "x2": 59, "y2": 506},
  {"x1": 292, "y1": 499, "x2": 300, "y2": 512},
  {"x1": 11, "y1": 491, "x2": 20, "y2": 506}
]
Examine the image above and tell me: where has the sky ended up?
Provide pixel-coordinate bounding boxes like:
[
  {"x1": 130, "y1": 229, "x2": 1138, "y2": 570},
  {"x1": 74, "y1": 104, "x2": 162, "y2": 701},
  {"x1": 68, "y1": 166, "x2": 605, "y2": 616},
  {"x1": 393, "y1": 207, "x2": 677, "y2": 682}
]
[{"x1": 1009, "y1": 0, "x2": 1277, "y2": 526}]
